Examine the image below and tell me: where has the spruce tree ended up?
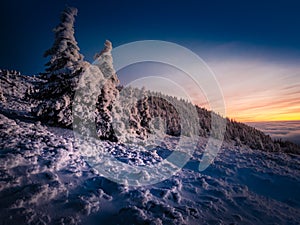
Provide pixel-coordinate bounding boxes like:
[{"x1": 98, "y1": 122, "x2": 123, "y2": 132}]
[
  {"x1": 33, "y1": 7, "x2": 87, "y2": 127},
  {"x1": 94, "y1": 40, "x2": 120, "y2": 141},
  {"x1": 42, "y1": 7, "x2": 84, "y2": 80}
]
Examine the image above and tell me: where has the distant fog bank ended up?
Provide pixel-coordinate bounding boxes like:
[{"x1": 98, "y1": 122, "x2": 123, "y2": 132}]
[{"x1": 247, "y1": 121, "x2": 300, "y2": 146}]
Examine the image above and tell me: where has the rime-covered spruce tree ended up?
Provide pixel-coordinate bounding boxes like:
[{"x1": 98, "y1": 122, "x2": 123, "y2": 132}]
[
  {"x1": 33, "y1": 7, "x2": 87, "y2": 127},
  {"x1": 94, "y1": 40, "x2": 120, "y2": 141}
]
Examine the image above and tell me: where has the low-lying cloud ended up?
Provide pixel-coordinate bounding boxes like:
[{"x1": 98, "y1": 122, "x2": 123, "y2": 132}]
[{"x1": 247, "y1": 121, "x2": 300, "y2": 145}]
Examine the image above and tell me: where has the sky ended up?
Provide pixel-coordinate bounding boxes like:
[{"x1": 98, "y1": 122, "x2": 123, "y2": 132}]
[{"x1": 1, "y1": 0, "x2": 300, "y2": 122}]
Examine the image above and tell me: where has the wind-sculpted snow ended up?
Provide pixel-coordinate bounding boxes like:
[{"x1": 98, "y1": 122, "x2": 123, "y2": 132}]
[
  {"x1": 1, "y1": 16, "x2": 300, "y2": 223},
  {"x1": 1, "y1": 5, "x2": 300, "y2": 223},
  {"x1": 0, "y1": 111, "x2": 300, "y2": 224},
  {"x1": 0, "y1": 79, "x2": 299, "y2": 224}
]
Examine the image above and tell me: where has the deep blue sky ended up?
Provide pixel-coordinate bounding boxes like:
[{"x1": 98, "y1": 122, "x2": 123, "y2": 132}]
[{"x1": 1, "y1": 0, "x2": 300, "y2": 75}]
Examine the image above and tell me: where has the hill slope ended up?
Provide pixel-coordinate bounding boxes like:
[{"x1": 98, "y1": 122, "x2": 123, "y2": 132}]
[{"x1": 0, "y1": 66, "x2": 300, "y2": 224}]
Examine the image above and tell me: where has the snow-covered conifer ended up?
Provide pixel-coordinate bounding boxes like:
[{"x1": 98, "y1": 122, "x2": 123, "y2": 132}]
[
  {"x1": 42, "y1": 7, "x2": 83, "y2": 80},
  {"x1": 138, "y1": 88, "x2": 152, "y2": 135},
  {"x1": 33, "y1": 7, "x2": 88, "y2": 127},
  {"x1": 94, "y1": 40, "x2": 120, "y2": 141}
]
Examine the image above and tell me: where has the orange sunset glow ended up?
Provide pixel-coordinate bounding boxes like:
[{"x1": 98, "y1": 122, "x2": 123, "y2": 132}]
[
  {"x1": 189, "y1": 42, "x2": 300, "y2": 123},
  {"x1": 119, "y1": 50, "x2": 300, "y2": 123}
]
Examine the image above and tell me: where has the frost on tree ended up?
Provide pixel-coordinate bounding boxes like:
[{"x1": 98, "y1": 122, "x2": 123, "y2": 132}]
[
  {"x1": 137, "y1": 88, "x2": 152, "y2": 135},
  {"x1": 111, "y1": 86, "x2": 155, "y2": 144},
  {"x1": 33, "y1": 7, "x2": 87, "y2": 127},
  {"x1": 94, "y1": 40, "x2": 120, "y2": 141},
  {"x1": 42, "y1": 7, "x2": 84, "y2": 80},
  {"x1": 0, "y1": 86, "x2": 5, "y2": 102}
]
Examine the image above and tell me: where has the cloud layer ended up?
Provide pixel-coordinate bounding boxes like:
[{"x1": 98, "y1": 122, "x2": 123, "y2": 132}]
[{"x1": 248, "y1": 121, "x2": 300, "y2": 145}]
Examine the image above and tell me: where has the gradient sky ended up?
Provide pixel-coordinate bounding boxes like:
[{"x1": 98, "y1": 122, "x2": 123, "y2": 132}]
[{"x1": 1, "y1": 0, "x2": 300, "y2": 122}]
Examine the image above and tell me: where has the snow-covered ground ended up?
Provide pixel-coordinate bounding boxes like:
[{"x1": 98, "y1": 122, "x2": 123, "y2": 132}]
[{"x1": 0, "y1": 72, "x2": 300, "y2": 225}]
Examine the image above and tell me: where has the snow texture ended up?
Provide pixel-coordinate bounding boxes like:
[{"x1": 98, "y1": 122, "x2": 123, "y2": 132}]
[
  {"x1": 43, "y1": 7, "x2": 83, "y2": 78},
  {"x1": 32, "y1": 7, "x2": 88, "y2": 128},
  {"x1": 0, "y1": 64, "x2": 300, "y2": 225},
  {"x1": 1, "y1": 6, "x2": 300, "y2": 224},
  {"x1": 0, "y1": 105, "x2": 299, "y2": 224},
  {"x1": 93, "y1": 40, "x2": 120, "y2": 141}
]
